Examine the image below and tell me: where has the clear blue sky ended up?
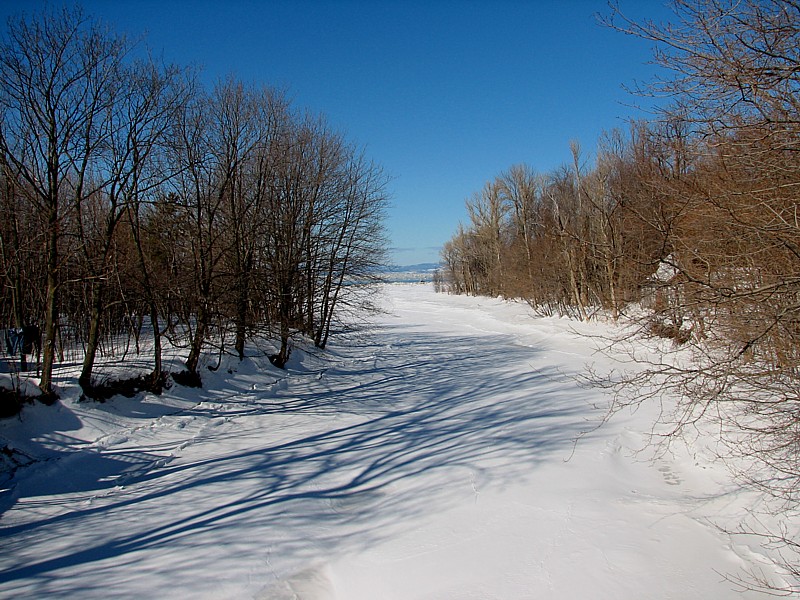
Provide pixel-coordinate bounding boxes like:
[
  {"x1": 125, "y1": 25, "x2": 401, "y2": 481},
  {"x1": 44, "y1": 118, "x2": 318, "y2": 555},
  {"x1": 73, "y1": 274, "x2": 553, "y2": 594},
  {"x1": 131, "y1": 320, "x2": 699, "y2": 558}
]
[{"x1": 2, "y1": 0, "x2": 673, "y2": 265}]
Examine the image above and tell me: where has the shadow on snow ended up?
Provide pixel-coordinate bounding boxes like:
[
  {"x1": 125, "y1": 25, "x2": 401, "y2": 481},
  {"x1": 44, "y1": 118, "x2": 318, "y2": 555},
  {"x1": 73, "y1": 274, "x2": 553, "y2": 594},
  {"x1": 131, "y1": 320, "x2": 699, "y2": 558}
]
[{"x1": 0, "y1": 323, "x2": 604, "y2": 595}]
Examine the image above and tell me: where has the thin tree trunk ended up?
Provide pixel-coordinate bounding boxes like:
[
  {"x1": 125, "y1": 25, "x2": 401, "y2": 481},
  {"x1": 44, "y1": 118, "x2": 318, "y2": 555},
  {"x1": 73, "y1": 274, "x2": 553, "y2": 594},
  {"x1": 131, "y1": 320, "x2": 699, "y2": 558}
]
[
  {"x1": 79, "y1": 282, "x2": 103, "y2": 390},
  {"x1": 40, "y1": 203, "x2": 59, "y2": 399},
  {"x1": 234, "y1": 255, "x2": 252, "y2": 360},
  {"x1": 149, "y1": 306, "x2": 164, "y2": 392},
  {"x1": 186, "y1": 303, "x2": 208, "y2": 374}
]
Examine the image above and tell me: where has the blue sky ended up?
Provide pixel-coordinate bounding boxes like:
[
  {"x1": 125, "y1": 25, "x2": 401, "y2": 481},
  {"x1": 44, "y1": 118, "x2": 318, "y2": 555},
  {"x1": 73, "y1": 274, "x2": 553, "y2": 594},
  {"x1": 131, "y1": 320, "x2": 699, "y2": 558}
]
[{"x1": 2, "y1": 0, "x2": 673, "y2": 265}]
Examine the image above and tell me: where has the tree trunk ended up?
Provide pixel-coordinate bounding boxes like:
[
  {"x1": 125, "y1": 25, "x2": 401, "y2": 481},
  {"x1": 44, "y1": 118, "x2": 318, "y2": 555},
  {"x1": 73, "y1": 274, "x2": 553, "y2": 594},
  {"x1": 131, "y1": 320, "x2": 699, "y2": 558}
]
[
  {"x1": 270, "y1": 285, "x2": 293, "y2": 369},
  {"x1": 39, "y1": 203, "x2": 59, "y2": 399},
  {"x1": 7, "y1": 201, "x2": 27, "y2": 371},
  {"x1": 149, "y1": 306, "x2": 164, "y2": 392},
  {"x1": 234, "y1": 252, "x2": 252, "y2": 361},
  {"x1": 79, "y1": 282, "x2": 104, "y2": 391},
  {"x1": 272, "y1": 334, "x2": 291, "y2": 369},
  {"x1": 186, "y1": 303, "x2": 207, "y2": 374}
]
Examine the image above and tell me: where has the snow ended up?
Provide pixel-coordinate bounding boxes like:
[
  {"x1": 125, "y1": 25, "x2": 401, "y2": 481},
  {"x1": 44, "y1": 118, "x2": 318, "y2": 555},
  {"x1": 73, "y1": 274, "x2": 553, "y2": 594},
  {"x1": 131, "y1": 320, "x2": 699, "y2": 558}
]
[{"x1": 0, "y1": 283, "x2": 791, "y2": 598}]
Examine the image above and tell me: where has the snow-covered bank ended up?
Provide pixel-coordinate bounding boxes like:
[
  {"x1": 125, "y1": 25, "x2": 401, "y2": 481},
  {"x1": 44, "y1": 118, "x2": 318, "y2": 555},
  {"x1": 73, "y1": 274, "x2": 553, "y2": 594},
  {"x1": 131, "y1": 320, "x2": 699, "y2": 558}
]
[{"x1": 0, "y1": 284, "x2": 790, "y2": 598}]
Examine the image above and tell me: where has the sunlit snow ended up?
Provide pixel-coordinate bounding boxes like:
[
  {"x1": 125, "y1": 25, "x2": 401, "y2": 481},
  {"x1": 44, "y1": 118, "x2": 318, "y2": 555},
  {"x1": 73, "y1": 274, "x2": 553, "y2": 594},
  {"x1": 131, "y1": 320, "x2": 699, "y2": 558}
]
[{"x1": 0, "y1": 284, "x2": 789, "y2": 598}]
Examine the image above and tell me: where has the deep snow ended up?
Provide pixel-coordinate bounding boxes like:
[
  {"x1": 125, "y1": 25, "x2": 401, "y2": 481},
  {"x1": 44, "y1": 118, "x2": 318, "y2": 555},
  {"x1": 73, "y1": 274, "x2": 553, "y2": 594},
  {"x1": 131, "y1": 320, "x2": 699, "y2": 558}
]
[{"x1": 0, "y1": 284, "x2": 792, "y2": 598}]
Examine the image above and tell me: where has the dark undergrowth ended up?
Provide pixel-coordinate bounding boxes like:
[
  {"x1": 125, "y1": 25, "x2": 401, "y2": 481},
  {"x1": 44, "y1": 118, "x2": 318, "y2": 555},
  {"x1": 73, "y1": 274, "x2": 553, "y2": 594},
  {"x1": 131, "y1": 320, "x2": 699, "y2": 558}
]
[
  {"x1": 0, "y1": 385, "x2": 57, "y2": 418},
  {"x1": 0, "y1": 387, "x2": 35, "y2": 419},
  {"x1": 79, "y1": 372, "x2": 170, "y2": 402},
  {"x1": 171, "y1": 369, "x2": 202, "y2": 388}
]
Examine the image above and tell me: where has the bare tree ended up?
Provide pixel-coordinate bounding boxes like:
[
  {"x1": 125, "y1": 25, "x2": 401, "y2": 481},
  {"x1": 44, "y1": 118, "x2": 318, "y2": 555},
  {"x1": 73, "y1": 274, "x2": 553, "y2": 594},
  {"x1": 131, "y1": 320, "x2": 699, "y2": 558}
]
[
  {"x1": 464, "y1": 180, "x2": 508, "y2": 296},
  {"x1": 0, "y1": 6, "x2": 130, "y2": 398},
  {"x1": 216, "y1": 82, "x2": 289, "y2": 361},
  {"x1": 259, "y1": 113, "x2": 325, "y2": 368},
  {"x1": 77, "y1": 58, "x2": 185, "y2": 394},
  {"x1": 311, "y1": 148, "x2": 389, "y2": 349},
  {"x1": 166, "y1": 87, "x2": 221, "y2": 379},
  {"x1": 545, "y1": 161, "x2": 590, "y2": 320},
  {"x1": 602, "y1": 1, "x2": 800, "y2": 590},
  {"x1": 497, "y1": 164, "x2": 544, "y2": 296},
  {"x1": 0, "y1": 6, "x2": 390, "y2": 397}
]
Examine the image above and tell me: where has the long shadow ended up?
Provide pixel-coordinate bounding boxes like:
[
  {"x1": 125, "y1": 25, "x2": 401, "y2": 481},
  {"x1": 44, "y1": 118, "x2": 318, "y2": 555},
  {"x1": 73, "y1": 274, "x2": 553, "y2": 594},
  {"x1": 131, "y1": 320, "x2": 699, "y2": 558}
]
[{"x1": 0, "y1": 323, "x2": 606, "y2": 595}]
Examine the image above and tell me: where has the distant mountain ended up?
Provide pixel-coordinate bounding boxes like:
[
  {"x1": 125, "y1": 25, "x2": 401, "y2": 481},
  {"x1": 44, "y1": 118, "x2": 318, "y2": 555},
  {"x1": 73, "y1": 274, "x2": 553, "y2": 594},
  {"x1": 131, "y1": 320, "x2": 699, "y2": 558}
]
[{"x1": 384, "y1": 262, "x2": 440, "y2": 273}]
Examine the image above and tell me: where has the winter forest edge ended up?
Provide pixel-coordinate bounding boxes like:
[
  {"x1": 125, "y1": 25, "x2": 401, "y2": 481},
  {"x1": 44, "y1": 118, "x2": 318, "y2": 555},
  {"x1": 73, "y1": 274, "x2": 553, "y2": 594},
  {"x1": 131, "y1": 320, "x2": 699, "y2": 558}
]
[
  {"x1": 438, "y1": 1, "x2": 800, "y2": 592},
  {"x1": 2, "y1": 1, "x2": 800, "y2": 595}
]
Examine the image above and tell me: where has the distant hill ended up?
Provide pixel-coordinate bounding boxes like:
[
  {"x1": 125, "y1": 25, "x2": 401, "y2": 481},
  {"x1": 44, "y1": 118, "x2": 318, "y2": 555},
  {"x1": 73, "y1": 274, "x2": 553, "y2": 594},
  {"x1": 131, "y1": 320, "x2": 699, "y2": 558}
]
[
  {"x1": 381, "y1": 263, "x2": 441, "y2": 283},
  {"x1": 384, "y1": 263, "x2": 440, "y2": 273}
]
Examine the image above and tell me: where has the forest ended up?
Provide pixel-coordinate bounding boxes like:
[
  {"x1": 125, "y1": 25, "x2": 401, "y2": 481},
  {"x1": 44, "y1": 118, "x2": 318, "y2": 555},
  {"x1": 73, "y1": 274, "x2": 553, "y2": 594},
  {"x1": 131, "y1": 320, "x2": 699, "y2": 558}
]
[
  {"x1": 0, "y1": 6, "x2": 389, "y2": 405},
  {"x1": 439, "y1": 0, "x2": 800, "y2": 584}
]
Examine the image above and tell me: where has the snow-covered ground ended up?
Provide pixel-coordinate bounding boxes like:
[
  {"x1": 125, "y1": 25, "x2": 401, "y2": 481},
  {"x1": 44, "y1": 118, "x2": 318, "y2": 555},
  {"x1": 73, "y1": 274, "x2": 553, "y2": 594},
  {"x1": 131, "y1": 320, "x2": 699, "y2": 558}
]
[{"x1": 0, "y1": 284, "x2": 791, "y2": 598}]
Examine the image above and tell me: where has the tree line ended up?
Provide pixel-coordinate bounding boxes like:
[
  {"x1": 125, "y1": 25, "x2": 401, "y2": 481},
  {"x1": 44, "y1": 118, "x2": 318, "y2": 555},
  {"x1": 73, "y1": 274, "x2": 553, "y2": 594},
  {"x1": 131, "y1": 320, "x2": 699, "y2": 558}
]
[
  {"x1": 441, "y1": 0, "x2": 800, "y2": 589},
  {"x1": 0, "y1": 6, "x2": 388, "y2": 402}
]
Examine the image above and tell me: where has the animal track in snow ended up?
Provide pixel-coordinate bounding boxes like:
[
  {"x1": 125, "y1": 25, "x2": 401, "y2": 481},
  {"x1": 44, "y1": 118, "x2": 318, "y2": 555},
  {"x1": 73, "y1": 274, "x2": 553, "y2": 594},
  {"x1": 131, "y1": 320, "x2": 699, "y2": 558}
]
[{"x1": 657, "y1": 464, "x2": 682, "y2": 486}]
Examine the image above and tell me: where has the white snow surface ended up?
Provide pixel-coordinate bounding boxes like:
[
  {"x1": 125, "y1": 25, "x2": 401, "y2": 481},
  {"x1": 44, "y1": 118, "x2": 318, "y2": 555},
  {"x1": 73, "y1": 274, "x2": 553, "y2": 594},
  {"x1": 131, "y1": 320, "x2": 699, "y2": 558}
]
[{"x1": 0, "y1": 284, "x2": 791, "y2": 599}]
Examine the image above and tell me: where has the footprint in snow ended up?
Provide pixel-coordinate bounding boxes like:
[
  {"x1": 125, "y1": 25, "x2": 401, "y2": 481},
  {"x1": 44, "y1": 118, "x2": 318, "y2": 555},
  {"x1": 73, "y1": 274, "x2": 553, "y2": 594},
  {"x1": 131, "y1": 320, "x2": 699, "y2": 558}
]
[{"x1": 658, "y1": 464, "x2": 682, "y2": 486}]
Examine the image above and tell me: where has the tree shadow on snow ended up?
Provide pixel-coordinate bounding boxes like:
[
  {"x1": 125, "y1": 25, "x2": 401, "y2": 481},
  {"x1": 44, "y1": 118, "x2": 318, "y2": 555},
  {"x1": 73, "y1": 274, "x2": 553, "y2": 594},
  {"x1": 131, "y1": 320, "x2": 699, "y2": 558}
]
[{"x1": 0, "y1": 324, "x2": 605, "y2": 595}]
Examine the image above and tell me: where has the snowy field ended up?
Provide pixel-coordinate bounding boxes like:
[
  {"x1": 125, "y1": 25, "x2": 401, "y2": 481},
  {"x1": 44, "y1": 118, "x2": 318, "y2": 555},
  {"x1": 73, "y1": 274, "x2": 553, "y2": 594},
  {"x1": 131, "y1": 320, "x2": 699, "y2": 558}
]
[{"x1": 0, "y1": 284, "x2": 791, "y2": 599}]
